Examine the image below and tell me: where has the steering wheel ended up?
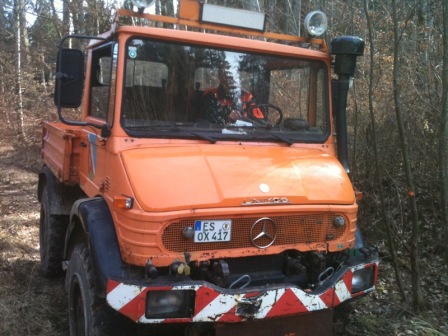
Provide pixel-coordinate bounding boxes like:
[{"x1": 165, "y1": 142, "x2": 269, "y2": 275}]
[{"x1": 247, "y1": 103, "x2": 283, "y2": 126}]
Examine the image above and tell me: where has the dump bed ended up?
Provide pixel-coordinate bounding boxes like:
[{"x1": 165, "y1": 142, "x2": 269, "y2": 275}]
[{"x1": 42, "y1": 122, "x2": 83, "y2": 185}]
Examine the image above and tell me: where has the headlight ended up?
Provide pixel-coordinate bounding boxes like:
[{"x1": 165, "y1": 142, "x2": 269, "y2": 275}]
[
  {"x1": 352, "y1": 267, "x2": 375, "y2": 294},
  {"x1": 304, "y1": 11, "x2": 328, "y2": 37},
  {"x1": 146, "y1": 290, "x2": 195, "y2": 318},
  {"x1": 333, "y1": 215, "x2": 346, "y2": 227}
]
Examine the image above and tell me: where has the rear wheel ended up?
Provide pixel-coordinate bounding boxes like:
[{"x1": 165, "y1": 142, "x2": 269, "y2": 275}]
[{"x1": 39, "y1": 186, "x2": 67, "y2": 276}]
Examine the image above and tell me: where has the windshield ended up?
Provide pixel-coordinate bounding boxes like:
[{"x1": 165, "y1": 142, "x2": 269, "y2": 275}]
[{"x1": 122, "y1": 38, "x2": 329, "y2": 144}]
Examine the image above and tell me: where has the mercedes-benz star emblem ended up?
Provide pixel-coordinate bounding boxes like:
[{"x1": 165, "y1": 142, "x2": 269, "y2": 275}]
[{"x1": 250, "y1": 218, "x2": 278, "y2": 248}]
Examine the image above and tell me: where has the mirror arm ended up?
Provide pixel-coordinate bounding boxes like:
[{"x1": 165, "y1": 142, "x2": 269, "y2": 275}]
[{"x1": 56, "y1": 34, "x2": 109, "y2": 131}]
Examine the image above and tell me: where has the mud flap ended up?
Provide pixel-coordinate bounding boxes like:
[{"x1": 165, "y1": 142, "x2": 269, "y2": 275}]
[{"x1": 215, "y1": 309, "x2": 335, "y2": 336}]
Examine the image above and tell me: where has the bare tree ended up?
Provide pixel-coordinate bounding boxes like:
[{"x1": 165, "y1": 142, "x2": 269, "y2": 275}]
[
  {"x1": 62, "y1": 0, "x2": 70, "y2": 36},
  {"x1": 13, "y1": 0, "x2": 26, "y2": 141},
  {"x1": 242, "y1": 0, "x2": 261, "y2": 11},
  {"x1": 363, "y1": 0, "x2": 406, "y2": 302},
  {"x1": 442, "y1": 0, "x2": 448, "y2": 265},
  {"x1": 391, "y1": 0, "x2": 424, "y2": 311}
]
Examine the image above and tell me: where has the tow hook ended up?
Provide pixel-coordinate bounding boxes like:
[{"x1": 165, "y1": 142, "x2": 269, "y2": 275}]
[{"x1": 236, "y1": 293, "x2": 264, "y2": 318}]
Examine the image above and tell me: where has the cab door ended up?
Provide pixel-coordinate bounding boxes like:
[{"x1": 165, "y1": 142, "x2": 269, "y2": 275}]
[{"x1": 79, "y1": 42, "x2": 117, "y2": 196}]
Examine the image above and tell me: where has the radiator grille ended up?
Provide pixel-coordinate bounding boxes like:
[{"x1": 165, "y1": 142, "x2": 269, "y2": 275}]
[{"x1": 162, "y1": 213, "x2": 346, "y2": 253}]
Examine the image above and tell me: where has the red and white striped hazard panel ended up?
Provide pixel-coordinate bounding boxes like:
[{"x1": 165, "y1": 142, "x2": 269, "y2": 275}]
[{"x1": 106, "y1": 262, "x2": 378, "y2": 323}]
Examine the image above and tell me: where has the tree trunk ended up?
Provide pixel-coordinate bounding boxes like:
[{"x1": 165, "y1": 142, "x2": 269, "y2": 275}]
[
  {"x1": 242, "y1": 0, "x2": 260, "y2": 11},
  {"x1": 14, "y1": 0, "x2": 26, "y2": 141},
  {"x1": 391, "y1": 0, "x2": 425, "y2": 312},
  {"x1": 363, "y1": 0, "x2": 407, "y2": 302},
  {"x1": 441, "y1": 0, "x2": 448, "y2": 266},
  {"x1": 287, "y1": 0, "x2": 301, "y2": 35},
  {"x1": 72, "y1": 0, "x2": 85, "y2": 34},
  {"x1": 49, "y1": 0, "x2": 62, "y2": 38},
  {"x1": 62, "y1": 0, "x2": 70, "y2": 37},
  {"x1": 0, "y1": 64, "x2": 11, "y2": 126}
]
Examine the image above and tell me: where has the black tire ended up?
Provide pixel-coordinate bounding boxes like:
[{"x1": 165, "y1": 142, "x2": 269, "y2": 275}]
[
  {"x1": 66, "y1": 244, "x2": 135, "y2": 336},
  {"x1": 40, "y1": 186, "x2": 68, "y2": 276},
  {"x1": 67, "y1": 243, "x2": 104, "y2": 336}
]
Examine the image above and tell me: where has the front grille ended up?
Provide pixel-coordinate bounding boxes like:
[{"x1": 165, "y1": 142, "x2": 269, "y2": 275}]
[{"x1": 162, "y1": 213, "x2": 346, "y2": 253}]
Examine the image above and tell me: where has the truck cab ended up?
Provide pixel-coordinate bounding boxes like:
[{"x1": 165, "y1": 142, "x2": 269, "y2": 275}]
[{"x1": 38, "y1": 2, "x2": 379, "y2": 335}]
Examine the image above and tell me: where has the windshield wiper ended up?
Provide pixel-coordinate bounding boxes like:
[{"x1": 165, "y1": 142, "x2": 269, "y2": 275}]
[
  {"x1": 224, "y1": 122, "x2": 294, "y2": 146},
  {"x1": 243, "y1": 123, "x2": 293, "y2": 146},
  {"x1": 169, "y1": 127, "x2": 217, "y2": 144},
  {"x1": 125, "y1": 124, "x2": 217, "y2": 143},
  {"x1": 263, "y1": 131, "x2": 294, "y2": 146},
  {"x1": 127, "y1": 123, "x2": 293, "y2": 145}
]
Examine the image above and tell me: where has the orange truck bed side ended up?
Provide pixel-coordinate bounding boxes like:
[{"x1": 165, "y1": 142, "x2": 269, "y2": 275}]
[{"x1": 42, "y1": 122, "x2": 83, "y2": 185}]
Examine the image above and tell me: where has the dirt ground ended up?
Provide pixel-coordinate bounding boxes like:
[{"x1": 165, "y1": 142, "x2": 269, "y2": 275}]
[
  {"x1": 0, "y1": 128, "x2": 447, "y2": 336},
  {"x1": 0, "y1": 137, "x2": 68, "y2": 335}
]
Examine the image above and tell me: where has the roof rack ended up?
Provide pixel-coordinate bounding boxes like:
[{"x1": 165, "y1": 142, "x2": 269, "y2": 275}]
[{"x1": 109, "y1": 1, "x2": 327, "y2": 52}]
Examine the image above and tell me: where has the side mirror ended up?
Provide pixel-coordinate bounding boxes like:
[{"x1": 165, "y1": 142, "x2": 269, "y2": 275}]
[{"x1": 54, "y1": 48, "x2": 84, "y2": 108}]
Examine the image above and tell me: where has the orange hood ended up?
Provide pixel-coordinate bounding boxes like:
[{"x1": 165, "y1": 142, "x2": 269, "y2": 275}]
[{"x1": 120, "y1": 145, "x2": 355, "y2": 211}]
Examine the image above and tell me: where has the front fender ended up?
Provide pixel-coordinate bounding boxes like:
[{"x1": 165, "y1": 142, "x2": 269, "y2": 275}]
[{"x1": 65, "y1": 198, "x2": 125, "y2": 298}]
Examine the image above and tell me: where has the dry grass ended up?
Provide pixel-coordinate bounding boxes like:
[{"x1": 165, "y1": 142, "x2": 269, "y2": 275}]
[{"x1": 0, "y1": 135, "x2": 67, "y2": 336}]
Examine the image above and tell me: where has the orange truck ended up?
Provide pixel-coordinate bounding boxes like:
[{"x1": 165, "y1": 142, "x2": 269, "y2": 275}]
[{"x1": 38, "y1": 1, "x2": 379, "y2": 335}]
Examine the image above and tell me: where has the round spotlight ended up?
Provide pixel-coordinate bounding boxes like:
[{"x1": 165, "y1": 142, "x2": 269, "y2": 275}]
[
  {"x1": 131, "y1": 0, "x2": 155, "y2": 9},
  {"x1": 304, "y1": 11, "x2": 328, "y2": 37}
]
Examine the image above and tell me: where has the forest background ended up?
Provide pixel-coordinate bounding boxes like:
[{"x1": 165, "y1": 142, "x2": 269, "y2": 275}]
[{"x1": 0, "y1": 0, "x2": 447, "y2": 335}]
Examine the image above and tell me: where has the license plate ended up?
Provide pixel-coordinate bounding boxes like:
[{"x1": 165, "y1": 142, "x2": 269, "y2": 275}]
[{"x1": 194, "y1": 220, "x2": 232, "y2": 243}]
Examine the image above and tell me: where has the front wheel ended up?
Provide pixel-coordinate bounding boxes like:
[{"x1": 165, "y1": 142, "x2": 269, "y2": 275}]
[
  {"x1": 66, "y1": 244, "x2": 137, "y2": 336},
  {"x1": 66, "y1": 244, "x2": 102, "y2": 336}
]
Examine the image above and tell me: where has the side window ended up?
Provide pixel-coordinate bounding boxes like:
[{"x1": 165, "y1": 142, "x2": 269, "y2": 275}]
[
  {"x1": 269, "y1": 64, "x2": 327, "y2": 133},
  {"x1": 89, "y1": 44, "x2": 114, "y2": 119}
]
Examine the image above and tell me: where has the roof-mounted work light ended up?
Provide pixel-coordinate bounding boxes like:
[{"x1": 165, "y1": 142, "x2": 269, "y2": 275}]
[
  {"x1": 201, "y1": 3, "x2": 266, "y2": 32},
  {"x1": 304, "y1": 11, "x2": 328, "y2": 37},
  {"x1": 131, "y1": 0, "x2": 155, "y2": 13}
]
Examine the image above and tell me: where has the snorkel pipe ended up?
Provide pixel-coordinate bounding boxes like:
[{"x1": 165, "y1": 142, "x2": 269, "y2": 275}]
[{"x1": 330, "y1": 36, "x2": 365, "y2": 173}]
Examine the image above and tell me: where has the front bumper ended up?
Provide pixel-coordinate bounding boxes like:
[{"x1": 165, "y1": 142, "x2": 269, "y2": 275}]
[{"x1": 106, "y1": 260, "x2": 379, "y2": 324}]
